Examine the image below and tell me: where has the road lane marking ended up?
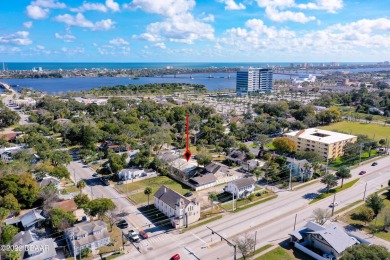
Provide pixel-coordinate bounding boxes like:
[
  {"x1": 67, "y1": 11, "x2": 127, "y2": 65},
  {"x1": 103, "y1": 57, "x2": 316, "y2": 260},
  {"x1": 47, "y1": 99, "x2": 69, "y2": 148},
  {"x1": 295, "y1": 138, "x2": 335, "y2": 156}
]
[{"x1": 191, "y1": 231, "x2": 210, "y2": 248}]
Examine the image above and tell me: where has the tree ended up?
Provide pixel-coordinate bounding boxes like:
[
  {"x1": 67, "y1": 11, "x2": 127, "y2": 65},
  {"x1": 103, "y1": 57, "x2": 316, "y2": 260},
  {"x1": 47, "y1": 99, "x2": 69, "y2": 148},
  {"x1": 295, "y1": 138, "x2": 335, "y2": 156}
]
[
  {"x1": 208, "y1": 192, "x2": 218, "y2": 208},
  {"x1": 47, "y1": 150, "x2": 72, "y2": 166},
  {"x1": 336, "y1": 166, "x2": 351, "y2": 188},
  {"x1": 0, "y1": 194, "x2": 21, "y2": 215},
  {"x1": 253, "y1": 170, "x2": 262, "y2": 181},
  {"x1": 50, "y1": 165, "x2": 70, "y2": 179},
  {"x1": 144, "y1": 187, "x2": 152, "y2": 206},
  {"x1": 196, "y1": 148, "x2": 212, "y2": 167},
  {"x1": 321, "y1": 174, "x2": 337, "y2": 193},
  {"x1": 379, "y1": 139, "x2": 386, "y2": 146},
  {"x1": 80, "y1": 248, "x2": 92, "y2": 259},
  {"x1": 233, "y1": 233, "x2": 256, "y2": 260},
  {"x1": 365, "y1": 193, "x2": 385, "y2": 216},
  {"x1": 49, "y1": 208, "x2": 76, "y2": 231},
  {"x1": 354, "y1": 207, "x2": 375, "y2": 225},
  {"x1": 108, "y1": 153, "x2": 126, "y2": 173},
  {"x1": 0, "y1": 224, "x2": 18, "y2": 244},
  {"x1": 105, "y1": 209, "x2": 119, "y2": 232},
  {"x1": 340, "y1": 244, "x2": 390, "y2": 260},
  {"x1": 312, "y1": 208, "x2": 331, "y2": 225},
  {"x1": 382, "y1": 209, "x2": 390, "y2": 231},
  {"x1": 85, "y1": 198, "x2": 116, "y2": 218},
  {"x1": 76, "y1": 180, "x2": 86, "y2": 194},
  {"x1": 74, "y1": 194, "x2": 90, "y2": 208},
  {"x1": 272, "y1": 137, "x2": 297, "y2": 154},
  {"x1": 254, "y1": 134, "x2": 271, "y2": 149}
]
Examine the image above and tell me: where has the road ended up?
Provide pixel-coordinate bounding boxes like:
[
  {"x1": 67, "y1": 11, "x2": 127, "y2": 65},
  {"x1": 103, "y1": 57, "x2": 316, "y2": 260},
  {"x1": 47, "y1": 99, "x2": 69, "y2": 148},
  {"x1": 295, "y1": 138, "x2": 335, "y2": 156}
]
[
  {"x1": 0, "y1": 82, "x2": 30, "y2": 128},
  {"x1": 117, "y1": 156, "x2": 390, "y2": 260}
]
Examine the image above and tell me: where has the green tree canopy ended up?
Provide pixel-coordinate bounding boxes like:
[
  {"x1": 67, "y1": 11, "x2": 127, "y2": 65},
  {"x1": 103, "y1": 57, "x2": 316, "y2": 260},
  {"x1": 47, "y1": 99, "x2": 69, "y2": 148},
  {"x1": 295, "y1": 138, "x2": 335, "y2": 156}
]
[
  {"x1": 336, "y1": 166, "x2": 351, "y2": 188},
  {"x1": 74, "y1": 194, "x2": 90, "y2": 208},
  {"x1": 272, "y1": 137, "x2": 297, "y2": 154},
  {"x1": 49, "y1": 208, "x2": 76, "y2": 231},
  {"x1": 0, "y1": 224, "x2": 18, "y2": 245},
  {"x1": 365, "y1": 193, "x2": 385, "y2": 216},
  {"x1": 321, "y1": 174, "x2": 338, "y2": 193},
  {"x1": 85, "y1": 198, "x2": 116, "y2": 218},
  {"x1": 340, "y1": 244, "x2": 390, "y2": 260}
]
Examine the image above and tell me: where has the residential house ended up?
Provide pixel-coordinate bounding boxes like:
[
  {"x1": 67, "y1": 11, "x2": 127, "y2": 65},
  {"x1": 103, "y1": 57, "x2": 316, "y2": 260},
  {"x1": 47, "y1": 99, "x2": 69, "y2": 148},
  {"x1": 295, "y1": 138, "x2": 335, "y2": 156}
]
[
  {"x1": 118, "y1": 167, "x2": 145, "y2": 180},
  {"x1": 289, "y1": 221, "x2": 364, "y2": 260},
  {"x1": 12, "y1": 230, "x2": 57, "y2": 260},
  {"x1": 224, "y1": 177, "x2": 256, "y2": 199},
  {"x1": 227, "y1": 150, "x2": 247, "y2": 165},
  {"x1": 154, "y1": 185, "x2": 200, "y2": 229},
  {"x1": 65, "y1": 220, "x2": 110, "y2": 256},
  {"x1": 189, "y1": 173, "x2": 217, "y2": 190},
  {"x1": 20, "y1": 209, "x2": 46, "y2": 230},
  {"x1": 286, "y1": 158, "x2": 313, "y2": 181},
  {"x1": 38, "y1": 176, "x2": 61, "y2": 190},
  {"x1": 51, "y1": 199, "x2": 87, "y2": 222}
]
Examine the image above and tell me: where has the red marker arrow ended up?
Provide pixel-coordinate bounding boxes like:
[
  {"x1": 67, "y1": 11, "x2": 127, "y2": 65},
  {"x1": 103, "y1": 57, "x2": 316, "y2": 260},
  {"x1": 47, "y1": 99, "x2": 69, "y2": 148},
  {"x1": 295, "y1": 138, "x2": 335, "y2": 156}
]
[{"x1": 184, "y1": 114, "x2": 192, "y2": 162}]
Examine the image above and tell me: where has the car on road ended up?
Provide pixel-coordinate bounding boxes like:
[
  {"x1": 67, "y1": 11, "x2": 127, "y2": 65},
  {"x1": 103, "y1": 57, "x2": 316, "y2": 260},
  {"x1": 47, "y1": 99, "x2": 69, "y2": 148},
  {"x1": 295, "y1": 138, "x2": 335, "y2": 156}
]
[
  {"x1": 117, "y1": 219, "x2": 128, "y2": 229},
  {"x1": 139, "y1": 230, "x2": 148, "y2": 239},
  {"x1": 329, "y1": 202, "x2": 339, "y2": 208},
  {"x1": 359, "y1": 171, "x2": 367, "y2": 175},
  {"x1": 184, "y1": 192, "x2": 193, "y2": 197},
  {"x1": 170, "y1": 254, "x2": 180, "y2": 260},
  {"x1": 128, "y1": 230, "x2": 140, "y2": 242},
  {"x1": 371, "y1": 162, "x2": 378, "y2": 166},
  {"x1": 92, "y1": 173, "x2": 99, "y2": 177},
  {"x1": 100, "y1": 178, "x2": 110, "y2": 186}
]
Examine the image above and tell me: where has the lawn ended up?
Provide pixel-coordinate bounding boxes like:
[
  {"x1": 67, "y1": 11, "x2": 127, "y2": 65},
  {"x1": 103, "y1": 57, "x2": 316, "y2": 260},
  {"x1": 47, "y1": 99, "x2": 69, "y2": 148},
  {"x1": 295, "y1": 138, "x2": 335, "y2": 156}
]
[
  {"x1": 309, "y1": 179, "x2": 360, "y2": 204},
  {"x1": 98, "y1": 220, "x2": 123, "y2": 255},
  {"x1": 60, "y1": 186, "x2": 80, "y2": 195},
  {"x1": 238, "y1": 244, "x2": 274, "y2": 260},
  {"x1": 255, "y1": 247, "x2": 294, "y2": 260},
  {"x1": 319, "y1": 121, "x2": 390, "y2": 141},
  {"x1": 340, "y1": 193, "x2": 390, "y2": 242},
  {"x1": 116, "y1": 176, "x2": 192, "y2": 205}
]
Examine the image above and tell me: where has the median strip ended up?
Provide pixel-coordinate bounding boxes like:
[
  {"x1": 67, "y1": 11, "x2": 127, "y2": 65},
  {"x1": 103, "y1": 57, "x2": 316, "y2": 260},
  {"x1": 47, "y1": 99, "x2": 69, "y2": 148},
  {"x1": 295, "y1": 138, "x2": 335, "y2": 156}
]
[{"x1": 309, "y1": 179, "x2": 360, "y2": 204}]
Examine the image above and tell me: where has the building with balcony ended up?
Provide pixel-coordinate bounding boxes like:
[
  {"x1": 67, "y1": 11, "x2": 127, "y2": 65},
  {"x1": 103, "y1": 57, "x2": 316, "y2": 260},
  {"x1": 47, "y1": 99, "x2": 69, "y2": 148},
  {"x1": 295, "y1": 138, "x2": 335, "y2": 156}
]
[{"x1": 236, "y1": 68, "x2": 273, "y2": 95}]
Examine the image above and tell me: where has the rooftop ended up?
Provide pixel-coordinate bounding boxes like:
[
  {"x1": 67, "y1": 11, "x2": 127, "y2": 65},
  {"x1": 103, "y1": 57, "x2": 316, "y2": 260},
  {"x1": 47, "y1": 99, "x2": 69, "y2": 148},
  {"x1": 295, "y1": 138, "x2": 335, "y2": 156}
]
[
  {"x1": 231, "y1": 177, "x2": 256, "y2": 189},
  {"x1": 51, "y1": 199, "x2": 78, "y2": 212},
  {"x1": 285, "y1": 128, "x2": 357, "y2": 144},
  {"x1": 154, "y1": 185, "x2": 191, "y2": 210}
]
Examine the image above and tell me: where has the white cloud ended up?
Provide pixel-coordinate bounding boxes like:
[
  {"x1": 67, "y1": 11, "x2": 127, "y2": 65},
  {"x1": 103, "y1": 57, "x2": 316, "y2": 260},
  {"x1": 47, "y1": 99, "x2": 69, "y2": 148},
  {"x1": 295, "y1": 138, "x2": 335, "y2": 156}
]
[
  {"x1": 218, "y1": 0, "x2": 246, "y2": 10},
  {"x1": 109, "y1": 38, "x2": 129, "y2": 45},
  {"x1": 54, "y1": 13, "x2": 115, "y2": 31},
  {"x1": 125, "y1": 0, "x2": 195, "y2": 17},
  {"x1": 135, "y1": 33, "x2": 162, "y2": 42},
  {"x1": 26, "y1": 5, "x2": 49, "y2": 19},
  {"x1": 0, "y1": 46, "x2": 22, "y2": 54},
  {"x1": 61, "y1": 47, "x2": 85, "y2": 55},
  {"x1": 256, "y1": 0, "x2": 295, "y2": 9},
  {"x1": 201, "y1": 14, "x2": 215, "y2": 22},
  {"x1": 70, "y1": 3, "x2": 108, "y2": 13},
  {"x1": 23, "y1": 21, "x2": 33, "y2": 29},
  {"x1": 153, "y1": 42, "x2": 166, "y2": 49},
  {"x1": 55, "y1": 32, "x2": 76, "y2": 42},
  {"x1": 31, "y1": 0, "x2": 66, "y2": 8},
  {"x1": 0, "y1": 31, "x2": 33, "y2": 46},
  {"x1": 265, "y1": 7, "x2": 315, "y2": 23},
  {"x1": 106, "y1": 0, "x2": 120, "y2": 12},
  {"x1": 297, "y1": 0, "x2": 343, "y2": 13}
]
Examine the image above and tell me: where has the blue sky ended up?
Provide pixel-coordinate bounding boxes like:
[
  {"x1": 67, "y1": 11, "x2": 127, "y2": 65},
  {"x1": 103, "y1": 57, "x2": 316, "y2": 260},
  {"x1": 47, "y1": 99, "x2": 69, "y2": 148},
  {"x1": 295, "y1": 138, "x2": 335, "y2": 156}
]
[{"x1": 1, "y1": 0, "x2": 390, "y2": 62}]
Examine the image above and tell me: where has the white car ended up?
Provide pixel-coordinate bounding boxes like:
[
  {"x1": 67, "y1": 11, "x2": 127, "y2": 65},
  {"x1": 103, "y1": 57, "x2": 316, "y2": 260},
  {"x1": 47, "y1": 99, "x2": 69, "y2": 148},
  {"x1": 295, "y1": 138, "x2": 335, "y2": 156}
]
[
  {"x1": 329, "y1": 202, "x2": 339, "y2": 208},
  {"x1": 128, "y1": 230, "x2": 140, "y2": 242}
]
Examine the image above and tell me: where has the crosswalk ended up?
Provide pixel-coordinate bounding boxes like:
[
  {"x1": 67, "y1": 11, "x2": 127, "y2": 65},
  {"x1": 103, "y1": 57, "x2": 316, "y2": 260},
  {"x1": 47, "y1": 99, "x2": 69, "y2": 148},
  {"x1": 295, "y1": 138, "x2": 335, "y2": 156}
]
[{"x1": 138, "y1": 233, "x2": 175, "y2": 248}]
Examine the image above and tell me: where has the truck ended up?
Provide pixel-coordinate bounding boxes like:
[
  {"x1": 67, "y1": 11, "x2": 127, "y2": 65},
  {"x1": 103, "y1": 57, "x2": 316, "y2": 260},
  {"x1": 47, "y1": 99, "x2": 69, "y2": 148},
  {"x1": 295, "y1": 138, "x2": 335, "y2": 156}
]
[{"x1": 128, "y1": 230, "x2": 140, "y2": 242}]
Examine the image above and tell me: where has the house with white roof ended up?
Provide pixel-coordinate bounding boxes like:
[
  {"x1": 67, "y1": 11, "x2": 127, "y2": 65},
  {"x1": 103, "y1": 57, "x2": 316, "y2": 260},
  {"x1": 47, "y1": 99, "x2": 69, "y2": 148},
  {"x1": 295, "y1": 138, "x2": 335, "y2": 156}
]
[{"x1": 224, "y1": 177, "x2": 256, "y2": 199}]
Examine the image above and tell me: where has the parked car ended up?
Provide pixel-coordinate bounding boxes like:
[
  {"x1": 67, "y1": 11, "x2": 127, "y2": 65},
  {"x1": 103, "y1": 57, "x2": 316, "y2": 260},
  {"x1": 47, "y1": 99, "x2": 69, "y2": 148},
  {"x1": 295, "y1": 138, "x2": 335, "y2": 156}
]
[
  {"x1": 128, "y1": 230, "x2": 140, "y2": 242},
  {"x1": 100, "y1": 177, "x2": 109, "y2": 186},
  {"x1": 170, "y1": 254, "x2": 180, "y2": 260},
  {"x1": 329, "y1": 202, "x2": 339, "y2": 208},
  {"x1": 139, "y1": 230, "x2": 148, "y2": 239},
  {"x1": 92, "y1": 173, "x2": 99, "y2": 177},
  {"x1": 184, "y1": 192, "x2": 193, "y2": 197},
  {"x1": 117, "y1": 219, "x2": 128, "y2": 229},
  {"x1": 359, "y1": 171, "x2": 366, "y2": 175},
  {"x1": 371, "y1": 162, "x2": 378, "y2": 166}
]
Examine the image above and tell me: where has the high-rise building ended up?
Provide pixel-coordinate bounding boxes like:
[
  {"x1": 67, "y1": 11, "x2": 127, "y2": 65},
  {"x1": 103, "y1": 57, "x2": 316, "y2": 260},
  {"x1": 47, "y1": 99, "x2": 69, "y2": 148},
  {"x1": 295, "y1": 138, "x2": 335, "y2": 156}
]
[{"x1": 236, "y1": 68, "x2": 273, "y2": 95}]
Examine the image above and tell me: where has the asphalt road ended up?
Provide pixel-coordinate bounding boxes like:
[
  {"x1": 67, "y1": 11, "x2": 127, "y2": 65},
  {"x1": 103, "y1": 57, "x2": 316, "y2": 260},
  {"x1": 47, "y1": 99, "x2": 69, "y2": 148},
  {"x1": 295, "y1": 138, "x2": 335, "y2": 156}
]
[{"x1": 117, "y1": 155, "x2": 390, "y2": 260}]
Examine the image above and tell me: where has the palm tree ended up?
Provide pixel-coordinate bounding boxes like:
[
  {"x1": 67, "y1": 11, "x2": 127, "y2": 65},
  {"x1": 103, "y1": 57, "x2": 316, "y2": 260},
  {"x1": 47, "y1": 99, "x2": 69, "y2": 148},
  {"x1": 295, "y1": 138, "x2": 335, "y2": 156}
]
[
  {"x1": 336, "y1": 166, "x2": 351, "y2": 188},
  {"x1": 144, "y1": 187, "x2": 152, "y2": 206},
  {"x1": 77, "y1": 180, "x2": 86, "y2": 194}
]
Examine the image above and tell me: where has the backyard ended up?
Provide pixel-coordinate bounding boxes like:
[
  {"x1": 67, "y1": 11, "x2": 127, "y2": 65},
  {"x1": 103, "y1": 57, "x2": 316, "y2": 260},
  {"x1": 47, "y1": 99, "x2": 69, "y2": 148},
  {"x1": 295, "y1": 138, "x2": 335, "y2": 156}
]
[
  {"x1": 116, "y1": 176, "x2": 192, "y2": 205},
  {"x1": 319, "y1": 121, "x2": 390, "y2": 141}
]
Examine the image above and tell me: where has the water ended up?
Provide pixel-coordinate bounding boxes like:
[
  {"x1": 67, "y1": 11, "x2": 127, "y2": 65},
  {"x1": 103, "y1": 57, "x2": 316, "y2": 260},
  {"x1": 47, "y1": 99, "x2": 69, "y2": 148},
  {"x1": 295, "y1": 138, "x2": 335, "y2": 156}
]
[
  {"x1": 1, "y1": 73, "x2": 293, "y2": 94},
  {"x1": 1, "y1": 62, "x2": 378, "y2": 71}
]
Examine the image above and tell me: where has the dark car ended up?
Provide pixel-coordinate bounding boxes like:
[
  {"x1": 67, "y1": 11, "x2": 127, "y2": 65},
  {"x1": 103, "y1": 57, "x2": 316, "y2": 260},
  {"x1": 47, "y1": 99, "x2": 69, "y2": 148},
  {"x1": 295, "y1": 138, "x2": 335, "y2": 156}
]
[
  {"x1": 117, "y1": 219, "x2": 128, "y2": 229},
  {"x1": 139, "y1": 230, "x2": 148, "y2": 239},
  {"x1": 92, "y1": 173, "x2": 99, "y2": 177},
  {"x1": 170, "y1": 254, "x2": 180, "y2": 260},
  {"x1": 100, "y1": 178, "x2": 109, "y2": 186},
  {"x1": 359, "y1": 171, "x2": 366, "y2": 175},
  {"x1": 371, "y1": 162, "x2": 378, "y2": 166},
  {"x1": 184, "y1": 192, "x2": 193, "y2": 197}
]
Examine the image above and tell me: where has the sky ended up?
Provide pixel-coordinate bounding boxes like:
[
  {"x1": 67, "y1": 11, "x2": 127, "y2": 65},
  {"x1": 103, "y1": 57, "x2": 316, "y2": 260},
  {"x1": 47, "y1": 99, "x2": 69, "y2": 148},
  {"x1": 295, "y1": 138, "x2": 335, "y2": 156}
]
[{"x1": 1, "y1": 0, "x2": 390, "y2": 62}]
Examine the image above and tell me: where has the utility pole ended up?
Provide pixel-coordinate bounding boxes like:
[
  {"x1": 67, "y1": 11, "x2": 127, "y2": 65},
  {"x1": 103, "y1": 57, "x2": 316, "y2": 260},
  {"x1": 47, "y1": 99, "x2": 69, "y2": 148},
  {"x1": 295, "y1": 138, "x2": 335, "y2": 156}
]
[
  {"x1": 289, "y1": 163, "x2": 292, "y2": 191},
  {"x1": 293, "y1": 214, "x2": 297, "y2": 231},
  {"x1": 363, "y1": 182, "x2": 368, "y2": 201},
  {"x1": 358, "y1": 143, "x2": 364, "y2": 165},
  {"x1": 325, "y1": 157, "x2": 329, "y2": 175},
  {"x1": 206, "y1": 226, "x2": 237, "y2": 260},
  {"x1": 331, "y1": 192, "x2": 336, "y2": 217},
  {"x1": 253, "y1": 231, "x2": 257, "y2": 255},
  {"x1": 232, "y1": 192, "x2": 235, "y2": 211},
  {"x1": 91, "y1": 186, "x2": 93, "y2": 200},
  {"x1": 72, "y1": 227, "x2": 76, "y2": 260}
]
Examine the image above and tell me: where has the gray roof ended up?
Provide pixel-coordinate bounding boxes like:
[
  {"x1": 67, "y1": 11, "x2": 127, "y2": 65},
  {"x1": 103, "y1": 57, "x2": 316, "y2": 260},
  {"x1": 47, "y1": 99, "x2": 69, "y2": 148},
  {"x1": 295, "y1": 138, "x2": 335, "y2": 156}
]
[
  {"x1": 286, "y1": 158, "x2": 311, "y2": 166},
  {"x1": 190, "y1": 174, "x2": 217, "y2": 186},
  {"x1": 231, "y1": 178, "x2": 256, "y2": 189},
  {"x1": 26, "y1": 238, "x2": 57, "y2": 260},
  {"x1": 66, "y1": 220, "x2": 110, "y2": 247},
  {"x1": 310, "y1": 223, "x2": 357, "y2": 254},
  {"x1": 205, "y1": 162, "x2": 221, "y2": 174},
  {"x1": 12, "y1": 231, "x2": 35, "y2": 246},
  {"x1": 38, "y1": 177, "x2": 60, "y2": 187},
  {"x1": 154, "y1": 185, "x2": 190, "y2": 210},
  {"x1": 20, "y1": 209, "x2": 45, "y2": 228}
]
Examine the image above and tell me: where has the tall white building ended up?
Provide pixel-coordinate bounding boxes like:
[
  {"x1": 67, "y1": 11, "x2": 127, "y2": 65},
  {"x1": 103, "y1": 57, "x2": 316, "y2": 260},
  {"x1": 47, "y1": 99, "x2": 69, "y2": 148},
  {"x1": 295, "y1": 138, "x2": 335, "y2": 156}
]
[{"x1": 236, "y1": 68, "x2": 273, "y2": 95}]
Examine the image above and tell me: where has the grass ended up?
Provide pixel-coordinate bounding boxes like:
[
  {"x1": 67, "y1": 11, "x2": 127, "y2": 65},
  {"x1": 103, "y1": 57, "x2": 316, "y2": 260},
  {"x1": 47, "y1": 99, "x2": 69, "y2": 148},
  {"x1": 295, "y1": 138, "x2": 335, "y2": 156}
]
[
  {"x1": 255, "y1": 247, "x2": 294, "y2": 260},
  {"x1": 318, "y1": 121, "x2": 390, "y2": 141},
  {"x1": 103, "y1": 252, "x2": 124, "y2": 260},
  {"x1": 220, "y1": 193, "x2": 277, "y2": 212},
  {"x1": 182, "y1": 215, "x2": 223, "y2": 232},
  {"x1": 238, "y1": 244, "x2": 274, "y2": 260},
  {"x1": 340, "y1": 193, "x2": 390, "y2": 242},
  {"x1": 99, "y1": 221, "x2": 123, "y2": 254},
  {"x1": 334, "y1": 200, "x2": 364, "y2": 215},
  {"x1": 116, "y1": 176, "x2": 192, "y2": 205},
  {"x1": 309, "y1": 179, "x2": 360, "y2": 204},
  {"x1": 329, "y1": 150, "x2": 378, "y2": 169},
  {"x1": 60, "y1": 186, "x2": 80, "y2": 194}
]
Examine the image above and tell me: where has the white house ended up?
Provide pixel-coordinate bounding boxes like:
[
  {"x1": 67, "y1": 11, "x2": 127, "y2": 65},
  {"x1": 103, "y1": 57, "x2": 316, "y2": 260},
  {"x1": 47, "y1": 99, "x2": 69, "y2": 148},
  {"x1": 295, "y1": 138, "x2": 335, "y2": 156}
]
[
  {"x1": 224, "y1": 177, "x2": 256, "y2": 199},
  {"x1": 118, "y1": 167, "x2": 145, "y2": 180},
  {"x1": 65, "y1": 220, "x2": 110, "y2": 256},
  {"x1": 154, "y1": 185, "x2": 200, "y2": 229}
]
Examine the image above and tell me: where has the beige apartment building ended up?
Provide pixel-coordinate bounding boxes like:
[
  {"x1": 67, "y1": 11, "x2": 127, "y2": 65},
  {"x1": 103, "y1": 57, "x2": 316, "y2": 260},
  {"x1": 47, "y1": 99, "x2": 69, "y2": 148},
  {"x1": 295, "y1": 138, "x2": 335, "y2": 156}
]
[{"x1": 284, "y1": 128, "x2": 357, "y2": 159}]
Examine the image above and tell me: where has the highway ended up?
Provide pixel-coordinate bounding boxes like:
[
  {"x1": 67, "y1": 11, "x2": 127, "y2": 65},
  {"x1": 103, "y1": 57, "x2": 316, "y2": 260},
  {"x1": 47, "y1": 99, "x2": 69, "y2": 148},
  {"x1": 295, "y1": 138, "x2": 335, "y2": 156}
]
[{"x1": 116, "y1": 156, "x2": 390, "y2": 260}]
